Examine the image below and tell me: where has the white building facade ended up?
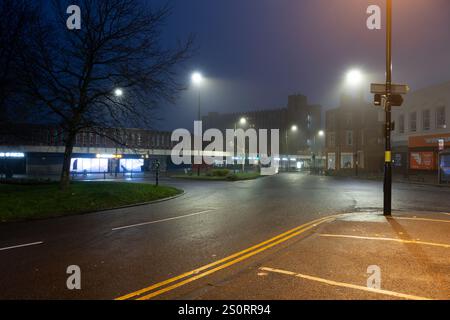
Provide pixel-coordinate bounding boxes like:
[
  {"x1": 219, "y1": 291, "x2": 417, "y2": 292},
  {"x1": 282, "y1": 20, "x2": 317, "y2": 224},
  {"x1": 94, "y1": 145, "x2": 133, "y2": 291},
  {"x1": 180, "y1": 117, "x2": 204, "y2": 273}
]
[{"x1": 392, "y1": 81, "x2": 450, "y2": 183}]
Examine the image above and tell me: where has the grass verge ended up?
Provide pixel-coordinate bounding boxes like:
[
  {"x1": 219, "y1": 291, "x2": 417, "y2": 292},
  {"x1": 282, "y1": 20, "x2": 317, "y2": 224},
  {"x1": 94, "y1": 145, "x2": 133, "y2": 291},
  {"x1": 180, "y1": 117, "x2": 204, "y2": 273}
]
[{"x1": 0, "y1": 182, "x2": 182, "y2": 223}]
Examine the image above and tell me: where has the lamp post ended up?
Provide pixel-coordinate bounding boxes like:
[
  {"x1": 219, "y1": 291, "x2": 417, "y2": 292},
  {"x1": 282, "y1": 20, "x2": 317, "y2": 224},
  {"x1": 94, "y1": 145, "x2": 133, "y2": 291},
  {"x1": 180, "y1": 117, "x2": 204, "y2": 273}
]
[
  {"x1": 234, "y1": 117, "x2": 248, "y2": 173},
  {"x1": 384, "y1": 0, "x2": 393, "y2": 216},
  {"x1": 313, "y1": 130, "x2": 325, "y2": 173},
  {"x1": 191, "y1": 72, "x2": 204, "y2": 176},
  {"x1": 285, "y1": 125, "x2": 298, "y2": 171}
]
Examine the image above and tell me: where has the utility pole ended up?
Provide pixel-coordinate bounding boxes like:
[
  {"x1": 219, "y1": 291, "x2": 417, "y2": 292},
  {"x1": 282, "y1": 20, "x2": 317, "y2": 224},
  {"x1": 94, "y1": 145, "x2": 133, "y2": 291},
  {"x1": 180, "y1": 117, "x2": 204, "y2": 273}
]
[
  {"x1": 197, "y1": 89, "x2": 201, "y2": 177},
  {"x1": 384, "y1": 0, "x2": 393, "y2": 216},
  {"x1": 370, "y1": 0, "x2": 408, "y2": 216}
]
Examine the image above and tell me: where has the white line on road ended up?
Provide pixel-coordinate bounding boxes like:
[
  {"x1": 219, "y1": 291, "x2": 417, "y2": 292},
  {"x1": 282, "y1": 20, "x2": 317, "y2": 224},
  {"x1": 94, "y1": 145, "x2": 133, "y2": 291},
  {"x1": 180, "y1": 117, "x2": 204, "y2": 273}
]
[
  {"x1": 260, "y1": 267, "x2": 432, "y2": 300},
  {"x1": 0, "y1": 241, "x2": 44, "y2": 252},
  {"x1": 112, "y1": 209, "x2": 218, "y2": 231},
  {"x1": 392, "y1": 217, "x2": 450, "y2": 224},
  {"x1": 318, "y1": 234, "x2": 450, "y2": 249}
]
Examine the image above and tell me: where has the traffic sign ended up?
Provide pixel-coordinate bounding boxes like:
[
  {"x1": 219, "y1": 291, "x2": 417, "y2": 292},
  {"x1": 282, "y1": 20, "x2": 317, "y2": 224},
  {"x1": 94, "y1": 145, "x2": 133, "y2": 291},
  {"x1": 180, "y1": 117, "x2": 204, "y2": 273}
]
[
  {"x1": 370, "y1": 83, "x2": 410, "y2": 95},
  {"x1": 374, "y1": 93, "x2": 404, "y2": 107}
]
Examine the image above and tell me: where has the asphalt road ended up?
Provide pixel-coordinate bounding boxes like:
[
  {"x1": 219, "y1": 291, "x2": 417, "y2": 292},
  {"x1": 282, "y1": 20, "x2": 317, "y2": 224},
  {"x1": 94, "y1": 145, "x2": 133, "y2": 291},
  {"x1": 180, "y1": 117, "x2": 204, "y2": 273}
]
[{"x1": 1, "y1": 173, "x2": 449, "y2": 299}]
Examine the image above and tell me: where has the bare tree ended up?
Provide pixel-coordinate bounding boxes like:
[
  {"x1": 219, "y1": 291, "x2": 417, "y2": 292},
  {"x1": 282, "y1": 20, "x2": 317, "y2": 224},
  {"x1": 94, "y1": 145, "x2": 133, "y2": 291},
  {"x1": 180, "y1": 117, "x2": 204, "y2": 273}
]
[{"x1": 20, "y1": 0, "x2": 192, "y2": 189}]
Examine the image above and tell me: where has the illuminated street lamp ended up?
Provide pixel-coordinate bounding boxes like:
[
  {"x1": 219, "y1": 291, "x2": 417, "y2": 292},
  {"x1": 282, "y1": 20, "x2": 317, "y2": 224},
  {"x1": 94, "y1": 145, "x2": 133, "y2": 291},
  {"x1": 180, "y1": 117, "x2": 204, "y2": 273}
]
[
  {"x1": 191, "y1": 71, "x2": 204, "y2": 121},
  {"x1": 234, "y1": 117, "x2": 249, "y2": 173},
  {"x1": 318, "y1": 130, "x2": 325, "y2": 137},
  {"x1": 191, "y1": 72, "x2": 203, "y2": 87},
  {"x1": 346, "y1": 69, "x2": 363, "y2": 88},
  {"x1": 114, "y1": 88, "x2": 124, "y2": 97},
  {"x1": 191, "y1": 72, "x2": 204, "y2": 176},
  {"x1": 284, "y1": 125, "x2": 298, "y2": 171}
]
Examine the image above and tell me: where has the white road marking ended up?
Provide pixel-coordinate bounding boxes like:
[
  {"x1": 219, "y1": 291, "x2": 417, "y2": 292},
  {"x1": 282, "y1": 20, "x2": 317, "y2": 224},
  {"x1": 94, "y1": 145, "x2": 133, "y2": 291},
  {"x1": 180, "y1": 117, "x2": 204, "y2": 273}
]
[
  {"x1": 112, "y1": 209, "x2": 217, "y2": 231},
  {"x1": 392, "y1": 216, "x2": 450, "y2": 224},
  {"x1": 0, "y1": 241, "x2": 44, "y2": 252},
  {"x1": 260, "y1": 267, "x2": 432, "y2": 300},
  {"x1": 318, "y1": 234, "x2": 450, "y2": 249}
]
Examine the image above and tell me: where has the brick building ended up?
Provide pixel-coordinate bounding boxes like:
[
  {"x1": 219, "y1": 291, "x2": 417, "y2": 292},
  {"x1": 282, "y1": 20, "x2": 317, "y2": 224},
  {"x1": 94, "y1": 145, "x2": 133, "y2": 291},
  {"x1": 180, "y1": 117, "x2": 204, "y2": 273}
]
[{"x1": 325, "y1": 94, "x2": 384, "y2": 174}]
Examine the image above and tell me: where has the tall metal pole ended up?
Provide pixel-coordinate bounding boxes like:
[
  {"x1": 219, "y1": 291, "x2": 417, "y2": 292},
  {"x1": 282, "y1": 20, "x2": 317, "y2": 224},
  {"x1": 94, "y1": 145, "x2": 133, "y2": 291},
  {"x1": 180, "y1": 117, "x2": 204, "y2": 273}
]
[
  {"x1": 285, "y1": 130, "x2": 289, "y2": 171},
  {"x1": 197, "y1": 89, "x2": 201, "y2": 176},
  {"x1": 384, "y1": 0, "x2": 393, "y2": 216}
]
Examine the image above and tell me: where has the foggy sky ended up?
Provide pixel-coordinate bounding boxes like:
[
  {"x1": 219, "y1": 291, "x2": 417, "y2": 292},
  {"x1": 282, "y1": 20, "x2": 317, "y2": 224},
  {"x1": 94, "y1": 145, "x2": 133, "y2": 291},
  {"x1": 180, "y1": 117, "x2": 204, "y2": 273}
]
[{"x1": 151, "y1": 0, "x2": 450, "y2": 130}]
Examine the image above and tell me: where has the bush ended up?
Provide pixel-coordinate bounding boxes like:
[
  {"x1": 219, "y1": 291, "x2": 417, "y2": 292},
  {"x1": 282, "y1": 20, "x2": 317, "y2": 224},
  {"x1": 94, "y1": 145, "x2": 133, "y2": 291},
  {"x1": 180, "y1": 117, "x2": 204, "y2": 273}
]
[
  {"x1": 226, "y1": 174, "x2": 238, "y2": 181},
  {"x1": 211, "y1": 169, "x2": 230, "y2": 177}
]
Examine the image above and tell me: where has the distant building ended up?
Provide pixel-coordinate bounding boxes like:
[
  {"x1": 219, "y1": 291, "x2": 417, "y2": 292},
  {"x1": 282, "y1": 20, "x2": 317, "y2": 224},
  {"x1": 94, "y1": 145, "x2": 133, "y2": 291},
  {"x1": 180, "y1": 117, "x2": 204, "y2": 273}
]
[
  {"x1": 202, "y1": 94, "x2": 322, "y2": 162},
  {"x1": 391, "y1": 81, "x2": 450, "y2": 182},
  {"x1": 325, "y1": 94, "x2": 384, "y2": 174},
  {"x1": 0, "y1": 124, "x2": 175, "y2": 176}
]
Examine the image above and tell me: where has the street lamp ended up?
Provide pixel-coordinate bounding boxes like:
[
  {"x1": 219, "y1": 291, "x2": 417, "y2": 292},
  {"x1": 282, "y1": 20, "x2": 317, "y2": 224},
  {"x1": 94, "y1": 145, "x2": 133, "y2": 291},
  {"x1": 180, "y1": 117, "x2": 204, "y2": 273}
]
[
  {"x1": 313, "y1": 130, "x2": 325, "y2": 173},
  {"x1": 191, "y1": 72, "x2": 204, "y2": 121},
  {"x1": 114, "y1": 88, "x2": 124, "y2": 97},
  {"x1": 191, "y1": 72, "x2": 204, "y2": 176},
  {"x1": 285, "y1": 125, "x2": 298, "y2": 171},
  {"x1": 346, "y1": 69, "x2": 363, "y2": 88},
  {"x1": 234, "y1": 117, "x2": 249, "y2": 173},
  {"x1": 191, "y1": 72, "x2": 203, "y2": 87}
]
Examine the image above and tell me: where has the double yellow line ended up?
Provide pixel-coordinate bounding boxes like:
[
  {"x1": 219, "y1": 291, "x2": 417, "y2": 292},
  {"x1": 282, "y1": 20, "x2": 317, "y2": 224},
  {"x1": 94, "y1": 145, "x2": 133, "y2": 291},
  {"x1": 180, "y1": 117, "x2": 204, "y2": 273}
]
[{"x1": 116, "y1": 214, "x2": 339, "y2": 300}]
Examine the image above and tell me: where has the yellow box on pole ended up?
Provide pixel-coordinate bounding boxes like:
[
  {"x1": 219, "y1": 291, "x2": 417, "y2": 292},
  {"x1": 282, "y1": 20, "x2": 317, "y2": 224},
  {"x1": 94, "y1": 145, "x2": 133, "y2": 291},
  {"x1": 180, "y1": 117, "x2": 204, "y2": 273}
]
[{"x1": 385, "y1": 151, "x2": 392, "y2": 163}]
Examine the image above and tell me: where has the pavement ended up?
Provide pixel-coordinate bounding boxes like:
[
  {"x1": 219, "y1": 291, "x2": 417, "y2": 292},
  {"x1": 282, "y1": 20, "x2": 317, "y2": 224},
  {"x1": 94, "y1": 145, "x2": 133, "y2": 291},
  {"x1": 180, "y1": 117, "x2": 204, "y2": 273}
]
[
  {"x1": 1, "y1": 173, "x2": 450, "y2": 299},
  {"x1": 160, "y1": 211, "x2": 449, "y2": 300}
]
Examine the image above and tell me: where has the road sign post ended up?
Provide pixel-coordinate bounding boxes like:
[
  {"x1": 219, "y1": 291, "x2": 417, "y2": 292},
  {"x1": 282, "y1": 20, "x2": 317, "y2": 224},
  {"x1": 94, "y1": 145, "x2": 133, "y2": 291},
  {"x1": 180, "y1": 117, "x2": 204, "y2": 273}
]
[
  {"x1": 383, "y1": 0, "x2": 393, "y2": 216},
  {"x1": 370, "y1": 1, "x2": 409, "y2": 216}
]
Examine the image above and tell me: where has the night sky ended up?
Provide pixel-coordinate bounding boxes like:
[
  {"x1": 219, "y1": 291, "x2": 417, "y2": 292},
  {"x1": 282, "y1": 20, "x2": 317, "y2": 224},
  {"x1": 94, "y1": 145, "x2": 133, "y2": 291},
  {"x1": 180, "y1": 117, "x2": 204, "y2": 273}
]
[
  {"x1": 151, "y1": 0, "x2": 450, "y2": 131},
  {"x1": 43, "y1": 0, "x2": 450, "y2": 130}
]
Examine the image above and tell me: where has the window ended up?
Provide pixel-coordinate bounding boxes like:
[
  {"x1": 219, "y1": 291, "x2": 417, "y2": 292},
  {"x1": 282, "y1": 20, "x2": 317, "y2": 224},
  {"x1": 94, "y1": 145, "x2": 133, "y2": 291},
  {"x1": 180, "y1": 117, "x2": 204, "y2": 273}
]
[
  {"x1": 327, "y1": 153, "x2": 336, "y2": 170},
  {"x1": 409, "y1": 112, "x2": 417, "y2": 132},
  {"x1": 422, "y1": 110, "x2": 431, "y2": 131},
  {"x1": 327, "y1": 113, "x2": 336, "y2": 128},
  {"x1": 398, "y1": 114, "x2": 405, "y2": 134},
  {"x1": 341, "y1": 153, "x2": 353, "y2": 169},
  {"x1": 327, "y1": 132, "x2": 336, "y2": 147},
  {"x1": 436, "y1": 106, "x2": 446, "y2": 129},
  {"x1": 346, "y1": 131, "x2": 353, "y2": 146}
]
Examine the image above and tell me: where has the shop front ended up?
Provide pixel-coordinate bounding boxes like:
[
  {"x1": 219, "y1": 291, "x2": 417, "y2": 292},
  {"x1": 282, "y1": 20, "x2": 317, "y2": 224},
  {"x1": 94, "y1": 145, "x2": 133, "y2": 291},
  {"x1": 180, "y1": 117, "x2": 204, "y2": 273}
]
[
  {"x1": 0, "y1": 152, "x2": 26, "y2": 177},
  {"x1": 70, "y1": 153, "x2": 145, "y2": 174},
  {"x1": 408, "y1": 133, "x2": 450, "y2": 183}
]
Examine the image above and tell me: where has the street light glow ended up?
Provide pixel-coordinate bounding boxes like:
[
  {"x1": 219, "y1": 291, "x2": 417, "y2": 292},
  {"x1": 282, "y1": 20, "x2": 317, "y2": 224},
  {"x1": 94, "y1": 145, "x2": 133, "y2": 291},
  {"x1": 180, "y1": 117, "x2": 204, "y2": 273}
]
[
  {"x1": 240, "y1": 117, "x2": 247, "y2": 125},
  {"x1": 318, "y1": 130, "x2": 325, "y2": 137},
  {"x1": 114, "y1": 88, "x2": 124, "y2": 97},
  {"x1": 346, "y1": 69, "x2": 363, "y2": 87},
  {"x1": 191, "y1": 72, "x2": 203, "y2": 86},
  {"x1": 291, "y1": 125, "x2": 298, "y2": 132}
]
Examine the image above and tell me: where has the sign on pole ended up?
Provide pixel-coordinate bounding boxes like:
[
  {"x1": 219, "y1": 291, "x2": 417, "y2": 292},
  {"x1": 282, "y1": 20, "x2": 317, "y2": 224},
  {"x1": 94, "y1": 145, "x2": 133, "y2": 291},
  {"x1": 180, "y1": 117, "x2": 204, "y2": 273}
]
[{"x1": 370, "y1": 83, "x2": 410, "y2": 95}]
